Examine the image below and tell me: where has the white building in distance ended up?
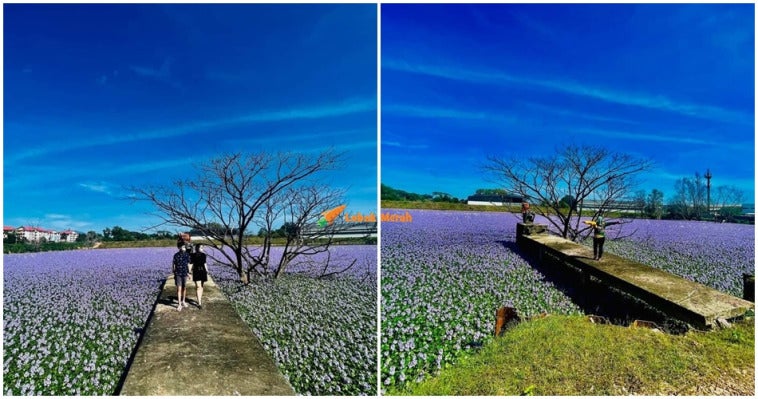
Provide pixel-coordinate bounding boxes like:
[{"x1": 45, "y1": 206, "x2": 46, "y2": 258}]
[{"x1": 6, "y1": 226, "x2": 79, "y2": 243}]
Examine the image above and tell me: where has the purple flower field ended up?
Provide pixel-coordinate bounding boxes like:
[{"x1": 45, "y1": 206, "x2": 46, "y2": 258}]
[
  {"x1": 3, "y1": 248, "x2": 168, "y2": 395},
  {"x1": 380, "y1": 209, "x2": 755, "y2": 391},
  {"x1": 3, "y1": 245, "x2": 378, "y2": 396},
  {"x1": 211, "y1": 245, "x2": 378, "y2": 395},
  {"x1": 591, "y1": 219, "x2": 754, "y2": 297}
]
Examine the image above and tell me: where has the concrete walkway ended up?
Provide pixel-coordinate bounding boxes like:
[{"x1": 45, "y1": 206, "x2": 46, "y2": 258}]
[
  {"x1": 119, "y1": 274, "x2": 294, "y2": 396},
  {"x1": 517, "y1": 223, "x2": 754, "y2": 329}
]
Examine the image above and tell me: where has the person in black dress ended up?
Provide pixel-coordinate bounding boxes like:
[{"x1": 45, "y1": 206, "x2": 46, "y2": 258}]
[{"x1": 190, "y1": 244, "x2": 208, "y2": 308}]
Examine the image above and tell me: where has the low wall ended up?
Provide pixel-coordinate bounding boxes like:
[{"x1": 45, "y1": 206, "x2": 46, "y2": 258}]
[{"x1": 516, "y1": 223, "x2": 754, "y2": 329}]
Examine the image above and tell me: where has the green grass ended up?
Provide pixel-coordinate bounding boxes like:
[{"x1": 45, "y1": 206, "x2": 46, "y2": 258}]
[{"x1": 392, "y1": 314, "x2": 754, "y2": 396}]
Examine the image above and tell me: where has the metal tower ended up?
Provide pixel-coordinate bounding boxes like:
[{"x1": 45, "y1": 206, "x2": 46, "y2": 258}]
[{"x1": 704, "y1": 169, "x2": 712, "y2": 215}]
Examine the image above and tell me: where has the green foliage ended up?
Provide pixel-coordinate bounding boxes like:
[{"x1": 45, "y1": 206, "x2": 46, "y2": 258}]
[
  {"x1": 4, "y1": 231, "x2": 20, "y2": 244},
  {"x1": 382, "y1": 184, "x2": 466, "y2": 203},
  {"x1": 99, "y1": 226, "x2": 185, "y2": 242},
  {"x1": 3, "y1": 242, "x2": 84, "y2": 254},
  {"x1": 381, "y1": 184, "x2": 433, "y2": 202},
  {"x1": 717, "y1": 206, "x2": 742, "y2": 222},
  {"x1": 397, "y1": 315, "x2": 754, "y2": 396},
  {"x1": 559, "y1": 195, "x2": 577, "y2": 209},
  {"x1": 189, "y1": 222, "x2": 229, "y2": 237},
  {"x1": 432, "y1": 192, "x2": 459, "y2": 202},
  {"x1": 475, "y1": 188, "x2": 509, "y2": 196},
  {"x1": 521, "y1": 385, "x2": 536, "y2": 396}
]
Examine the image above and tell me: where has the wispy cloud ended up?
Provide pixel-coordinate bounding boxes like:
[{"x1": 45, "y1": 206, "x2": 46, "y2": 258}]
[
  {"x1": 223, "y1": 128, "x2": 373, "y2": 149},
  {"x1": 520, "y1": 101, "x2": 643, "y2": 125},
  {"x1": 130, "y1": 58, "x2": 171, "y2": 79},
  {"x1": 304, "y1": 140, "x2": 377, "y2": 154},
  {"x1": 130, "y1": 58, "x2": 183, "y2": 89},
  {"x1": 107, "y1": 158, "x2": 201, "y2": 177},
  {"x1": 79, "y1": 182, "x2": 113, "y2": 195},
  {"x1": 382, "y1": 141, "x2": 429, "y2": 150},
  {"x1": 43, "y1": 214, "x2": 92, "y2": 231},
  {"x1": 384, "y1": 59, "x2": 753, "y2": 126},
  {"x1": 571, "y1": 127, "x2": 749, "y2": 150},
  {"x1": 383, "y1": 103, "x2": 514, "y2": 122},
  {"x1": 6, "y1": 98, "x2": 376, "y2": 163}
]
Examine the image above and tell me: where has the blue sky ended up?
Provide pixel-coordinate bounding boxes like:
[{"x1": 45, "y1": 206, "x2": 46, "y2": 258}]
[
  {"x1": 4, "y1": 3, "x2": 377, "y2": 233},
  {"x1": 381, "y1": 3, "x2": 754, "y2": 204}
]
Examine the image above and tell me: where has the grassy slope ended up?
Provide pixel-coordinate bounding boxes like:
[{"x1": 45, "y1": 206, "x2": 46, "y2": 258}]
[{"x1": 394, "y1": 314, "x2": 754, "y2": 396}]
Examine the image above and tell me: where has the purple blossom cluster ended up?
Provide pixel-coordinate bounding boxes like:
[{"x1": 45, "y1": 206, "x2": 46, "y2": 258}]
[
  {"x1": 381, "y1": 210, "x2": 581, "y2": 391},
  {"x1": 211, "y1": 245, "x2": 378, "y2": 395},
  {"x1": 3, "y1": 248, "x2": 169, "y2": 395}
]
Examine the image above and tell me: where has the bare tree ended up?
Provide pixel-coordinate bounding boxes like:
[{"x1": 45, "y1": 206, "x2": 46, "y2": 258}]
[
  {"x1": 714, "y1": 185, "x2": 744, "y2": 209},
  {"x1": 633, "y1": 189, "x2": 647, "y2": 217},
  {"x1": 645, "y1": 189, "x2": 664, "y2": 220},
  {"x1": 485, "y1": 144, "x2": 653, "y2": 241},
  {"x1": 130, "y1": 150, "x2": 351, "y2": 284},
  {"x1": 713, "y1": 184, "x2": 744, "y2": 221},
  {"x1": 670, "y1": 172, "x2": 711, "y2": 220}
]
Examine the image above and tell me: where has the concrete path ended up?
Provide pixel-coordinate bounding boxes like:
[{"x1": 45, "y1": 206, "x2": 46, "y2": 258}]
[
  {"x1": 119, "y1": 274, "x2": 295, "y2": 396},
  {"x1": 517, "y1": 224, "x2": 754, "y2": 329}
]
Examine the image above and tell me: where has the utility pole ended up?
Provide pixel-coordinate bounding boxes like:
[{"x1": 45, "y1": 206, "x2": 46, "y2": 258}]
[{"x1": 704, "y1": 169, "x2": 712, "y2": 217}]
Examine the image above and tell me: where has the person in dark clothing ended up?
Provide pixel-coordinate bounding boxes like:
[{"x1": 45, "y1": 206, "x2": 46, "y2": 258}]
[
  {"x1": 172, "y1": 244, "x2": 190, "y2": 311},
  {"x1": 591, "y1": 214, "x2": 606, "y2": 261},
  {"x1": 190, "y1": 244, "x2": 208, "y2": 308}
]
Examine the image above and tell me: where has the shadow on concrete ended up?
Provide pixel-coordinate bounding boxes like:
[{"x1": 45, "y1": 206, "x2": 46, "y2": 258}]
[
  {"x1": 114, "y1": 278, "x2": 167, "y2": 395},
  {"x1": 497, "y1": 239, "x2": 689, "y2": 334}
]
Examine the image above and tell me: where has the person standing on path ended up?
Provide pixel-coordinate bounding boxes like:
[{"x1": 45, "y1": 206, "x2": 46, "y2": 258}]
[
  {"x1": 591, "y1": 213, "x2": 606, "y2": 261},
  {"x1": 172, "y1": 244, "x2": 191, "y2": 311},
  {"x1": 190, "y1": 243, "x2": 208, "y2": 309}
]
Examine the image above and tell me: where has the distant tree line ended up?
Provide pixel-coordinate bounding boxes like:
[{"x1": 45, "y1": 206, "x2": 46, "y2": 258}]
[
  {"x1": 3, "y1": 231, "x2": 88, "y2": 253},
  {"x1": 100, "y1": 227, "x2": 174, "y2": 242},
  {"x1": 635, "y1": 172, "x2": 745, "y2": 222},
  {"x1": 381, "y1": 184, "x2": 466, "y2": 203},
  {"x1": 100, "y1": 221, "x2": 308, "y2": 243},
  {"x1": 382, "y1": 167, "x2": 749, "y2": 225}
]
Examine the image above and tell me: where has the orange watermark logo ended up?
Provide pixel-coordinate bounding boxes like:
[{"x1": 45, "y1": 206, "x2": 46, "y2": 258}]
[
  {"x1": 318, "y1": 205, "x2": 347, "y2": 227},
  {"x1": 318, "y1": 204, "x2": 378, "y2": 226},
  {"x1": 318, "y1": 205, "x2": 412, "y2": 226},
  {"x1": 381, "y1": 211, "x2": 413, "y2": 223}
]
